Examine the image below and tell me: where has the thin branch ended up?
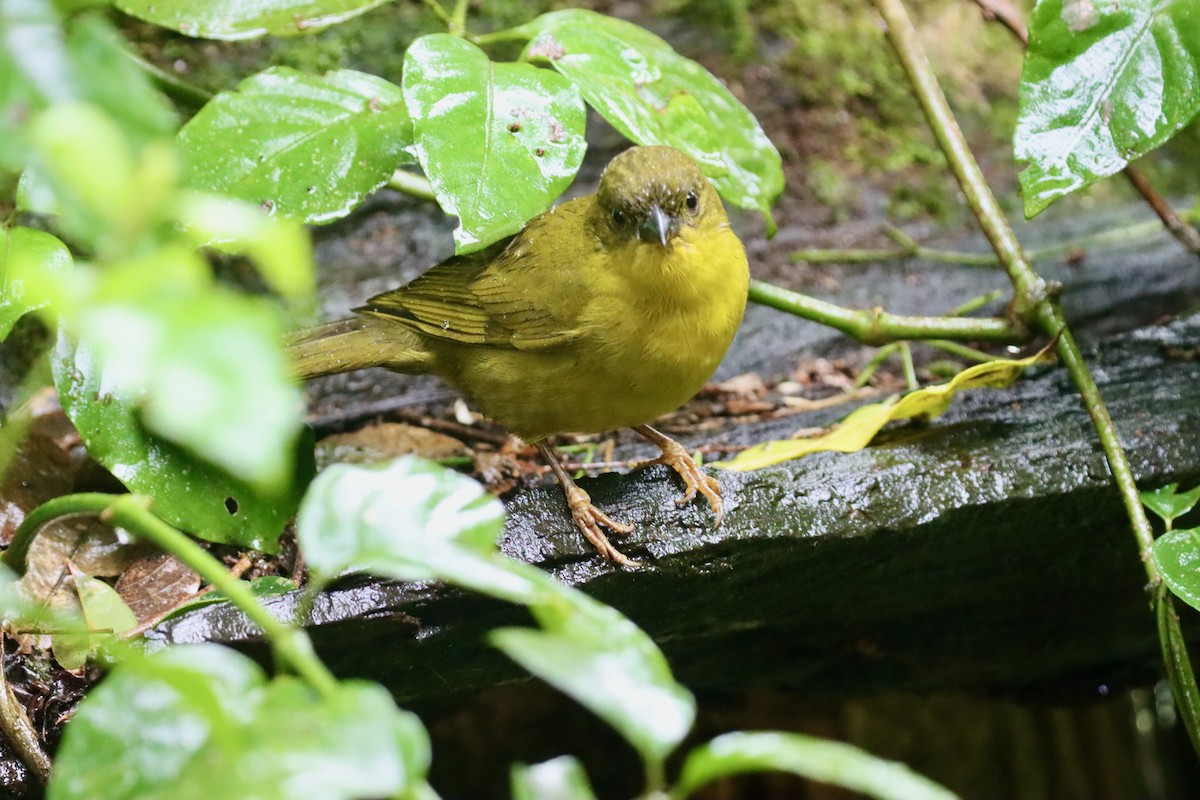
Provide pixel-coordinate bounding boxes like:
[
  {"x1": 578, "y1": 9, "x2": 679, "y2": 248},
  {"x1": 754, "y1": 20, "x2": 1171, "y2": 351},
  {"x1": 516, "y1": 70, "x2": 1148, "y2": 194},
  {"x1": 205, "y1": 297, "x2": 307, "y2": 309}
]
[
  {"x1": 749, "y1": 279, "x2": 1028, "y2": 345},
  {"x1": 0, "y1": 648, "x2": 51, "y2": 785}
]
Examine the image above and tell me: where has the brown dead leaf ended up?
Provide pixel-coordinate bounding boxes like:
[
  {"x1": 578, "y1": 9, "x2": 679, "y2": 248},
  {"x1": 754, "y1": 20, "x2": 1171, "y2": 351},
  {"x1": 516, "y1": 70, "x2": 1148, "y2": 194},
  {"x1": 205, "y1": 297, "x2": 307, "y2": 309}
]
[
  {"x1": 114, "y1": 553, "x2": 202, "y2": 626},
  {"x1": 0, "y1": 405, "x2": 85, "y2": 546},
  {"x1": 17, "y1": 518, "x2": 153, "y2": 612},
  {"x1": 315, "y1": 422, "x2": 469, "y2": 469}
]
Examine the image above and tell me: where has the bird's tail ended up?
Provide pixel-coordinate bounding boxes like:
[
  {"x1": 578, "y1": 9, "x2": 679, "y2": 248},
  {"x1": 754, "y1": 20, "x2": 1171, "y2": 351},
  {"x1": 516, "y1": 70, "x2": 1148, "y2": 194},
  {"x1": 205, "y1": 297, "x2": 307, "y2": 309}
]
[{"x1": 288, "y1": 317, "x2": 432, "y2": 380}]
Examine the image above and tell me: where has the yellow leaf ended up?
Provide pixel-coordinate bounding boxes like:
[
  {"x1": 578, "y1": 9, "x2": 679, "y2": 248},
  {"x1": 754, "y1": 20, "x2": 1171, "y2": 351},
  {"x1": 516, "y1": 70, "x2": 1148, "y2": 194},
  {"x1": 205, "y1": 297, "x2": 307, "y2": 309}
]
[{"x1": 715, "y1": 348, "x2": 1052, "y2": 472}]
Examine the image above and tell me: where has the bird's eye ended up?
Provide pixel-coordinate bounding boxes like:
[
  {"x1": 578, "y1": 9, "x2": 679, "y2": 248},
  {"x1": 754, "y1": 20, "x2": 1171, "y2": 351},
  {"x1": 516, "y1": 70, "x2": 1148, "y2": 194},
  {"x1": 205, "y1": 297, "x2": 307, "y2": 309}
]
[
  {"x1": 611, "y1": 208, "x2": 625, "y2": 225},
  {"x1": 685, "y1": 191, "x2": 699, "y2": 213}
]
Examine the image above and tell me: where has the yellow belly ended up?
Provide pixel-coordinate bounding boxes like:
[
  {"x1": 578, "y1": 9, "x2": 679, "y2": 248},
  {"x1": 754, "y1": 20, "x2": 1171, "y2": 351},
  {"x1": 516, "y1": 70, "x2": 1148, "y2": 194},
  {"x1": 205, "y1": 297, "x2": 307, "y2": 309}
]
[{"x1": 439, "y1": 222, "x2": 748, "y2": 441}]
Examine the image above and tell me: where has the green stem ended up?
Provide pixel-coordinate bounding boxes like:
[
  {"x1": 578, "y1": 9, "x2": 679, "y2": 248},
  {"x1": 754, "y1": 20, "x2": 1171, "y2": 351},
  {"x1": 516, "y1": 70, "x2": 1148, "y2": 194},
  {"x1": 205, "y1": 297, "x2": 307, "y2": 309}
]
[
  {"x1": 387, "y1": 169, "x2": 438, "y2": 202},
  {"x1": 449, "y1": 0, "x2": 469, "y2": 35},
  {"x1": 925, "y1": 339, "x2": 1001, "y2": 363},
  {"x1": 1156, "y1": 585, "x2": 1200, "y2": 755},
  {"x1": 124, "y1": 50, "x2": 214, "y2": 110},
  {"x1": 873, "y1": 0, "x2": 1185, "y2": 730},
  {"x1": 872, "y1": 0, "x2": 1046, "y2": 320},
  {"x1": 899, "y1": 342, "x2": 918, "y2": 390},
  {"x1": 4, "y1": 494, "x2": 339, "y2": 699},
  {"x1": 419, "y1": 0, "x2": 454, "y2": 29},
  {"x1": 749, "y1": 279, "x2": 1027, "y2": 345}
]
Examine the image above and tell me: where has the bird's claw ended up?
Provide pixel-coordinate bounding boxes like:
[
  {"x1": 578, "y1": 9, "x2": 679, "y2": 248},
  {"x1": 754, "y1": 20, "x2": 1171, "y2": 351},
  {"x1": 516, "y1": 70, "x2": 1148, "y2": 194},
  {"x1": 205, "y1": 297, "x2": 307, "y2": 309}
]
[
  {"x1": 642, "y1": 439, "x2": 724, "y2": 526},
  {"x1": 562, "y1": 483, "x2": 641, "y2": 568}
]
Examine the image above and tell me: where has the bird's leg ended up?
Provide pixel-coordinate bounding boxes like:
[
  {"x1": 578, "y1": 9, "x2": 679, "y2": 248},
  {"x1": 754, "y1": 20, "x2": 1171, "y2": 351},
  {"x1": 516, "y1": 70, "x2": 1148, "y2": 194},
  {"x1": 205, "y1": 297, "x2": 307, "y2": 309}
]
[
  {"x1": 633, "y1": 424, "x2": 723, "y2": 525},
  {"x1": 536, "y1": 442, "x2": 640, "y2": 568}
]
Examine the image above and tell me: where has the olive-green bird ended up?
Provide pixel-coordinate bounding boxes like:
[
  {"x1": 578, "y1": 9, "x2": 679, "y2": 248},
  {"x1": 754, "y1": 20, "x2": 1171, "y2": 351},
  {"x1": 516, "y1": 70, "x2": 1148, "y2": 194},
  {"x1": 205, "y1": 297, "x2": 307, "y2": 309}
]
[{"x1": 290, "y1": 146, "x2": 749, "y2": 566}]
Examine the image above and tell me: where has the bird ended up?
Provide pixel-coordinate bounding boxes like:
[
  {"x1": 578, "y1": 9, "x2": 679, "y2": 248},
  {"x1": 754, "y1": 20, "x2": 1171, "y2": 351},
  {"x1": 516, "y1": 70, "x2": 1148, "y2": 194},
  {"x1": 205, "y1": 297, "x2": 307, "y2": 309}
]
[{"x1": 289, "y1": 145, "x2": 750, "y2": 566}]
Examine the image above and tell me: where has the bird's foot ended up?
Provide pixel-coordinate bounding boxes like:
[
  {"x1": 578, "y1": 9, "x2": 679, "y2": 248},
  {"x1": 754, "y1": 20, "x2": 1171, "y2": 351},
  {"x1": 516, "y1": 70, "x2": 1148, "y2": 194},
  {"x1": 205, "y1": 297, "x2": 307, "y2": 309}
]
[
  {"x1": 561, "y1": 482, "x2": 641, "y2": 568},
  {"x1": 634, "y1": 425, "x2": 723, "y2": 525}
]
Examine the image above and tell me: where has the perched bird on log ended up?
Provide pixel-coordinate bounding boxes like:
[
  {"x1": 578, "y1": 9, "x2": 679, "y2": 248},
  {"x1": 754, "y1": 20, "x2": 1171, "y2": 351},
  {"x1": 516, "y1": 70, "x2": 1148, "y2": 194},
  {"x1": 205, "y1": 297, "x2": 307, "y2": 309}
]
[{"x1": 290, "y1": 146, "x2": 749, "y2": 566}]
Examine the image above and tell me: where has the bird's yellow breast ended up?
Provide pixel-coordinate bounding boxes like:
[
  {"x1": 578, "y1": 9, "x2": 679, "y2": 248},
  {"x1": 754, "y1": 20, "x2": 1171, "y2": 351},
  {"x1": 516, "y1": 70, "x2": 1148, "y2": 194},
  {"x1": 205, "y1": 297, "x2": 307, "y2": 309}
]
[{"x1": 445, "y1": 219, "x2": 749, "y2": 441}]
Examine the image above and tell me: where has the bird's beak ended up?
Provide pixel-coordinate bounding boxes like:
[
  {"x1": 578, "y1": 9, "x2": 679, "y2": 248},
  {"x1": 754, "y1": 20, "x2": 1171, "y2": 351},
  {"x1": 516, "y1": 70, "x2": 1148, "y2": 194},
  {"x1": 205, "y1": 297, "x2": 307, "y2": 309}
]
[{"x1": 640, "y1": 205, "x2": 681, "y2": 246}]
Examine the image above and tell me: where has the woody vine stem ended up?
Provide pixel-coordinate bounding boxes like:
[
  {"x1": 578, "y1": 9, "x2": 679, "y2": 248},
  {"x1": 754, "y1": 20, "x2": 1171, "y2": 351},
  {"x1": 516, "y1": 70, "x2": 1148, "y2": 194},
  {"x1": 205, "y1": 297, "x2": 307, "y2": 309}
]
[{"x1": 869, "y1": 0, "x2": 1200, "y2": 756}]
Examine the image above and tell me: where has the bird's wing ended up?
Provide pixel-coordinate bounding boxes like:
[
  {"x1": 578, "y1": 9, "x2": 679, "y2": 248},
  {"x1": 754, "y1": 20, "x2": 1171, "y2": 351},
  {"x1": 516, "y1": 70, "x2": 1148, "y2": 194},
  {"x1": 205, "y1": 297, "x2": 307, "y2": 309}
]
[{"x1": 357, "y1": 220, "x2": 590, "y2": 351}]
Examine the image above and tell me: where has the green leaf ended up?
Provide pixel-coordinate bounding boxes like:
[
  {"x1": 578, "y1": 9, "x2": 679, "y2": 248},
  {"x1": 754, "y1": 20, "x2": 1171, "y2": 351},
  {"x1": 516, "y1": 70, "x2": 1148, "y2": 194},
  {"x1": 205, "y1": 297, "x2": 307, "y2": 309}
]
[
  {"x1": 296, "y1": 457, "x2": 540, "y2": 600},
  {"x1": 65, "y1": 14, "x2": 178, "y2": 144},
  {"x1": 0, "y1": 6, "x2": 174, "y2": 170},
  {"x1": 1153, "y1": 528, "x2": 1200, "y2": 613},
  {"x1": 1015, "y1": 0, "x2": 1200, "y2": 217},
  {"x1": 1140, "y1": 482, "x2": 1200, "y2": 526},
  {"x1": 175, "y1": 192, "x2": 314, "y2": 299},
  {"x1": 517, "y1": 9, "x2": 783, "y2": 231},
  {"x1": 673, "y1": 732, "x2": 959, "y2": 800},
  {"x1": 75, "y1": 264, "x2": 303, "y2": 495},
  {"x1": 511, "y1": 756, "x2": 598, "y2": 800},
  {"x1": 178, "y1": 68, "x2": 412, "y2": 225},
  {"x1": 402, "y1": 34, "x2": 587, "y2": 253},
  {"x1": 49, "y1": 645, "x2": 430, "y2": 800},
  {"x1": 114, "y1": 0, "x2": 393, "y2": 40},
  {"x1": 53, "y1": 565, "x2": 138, "y2": 670},
  {"x1": 491, "y1": 585, "x2": 696, "y2": 768},
  {"x1": 30, "y1": 104, "x2": 180, "y2": 252},
  {"x1": 0, "y1": 226, "x2": 73, "y2": 339},
  {"x1": 48, "y1": 644, "x2": 265, "y2": 800},
  {"x1": 53, "y1": 289, "x2": 307, "y2": 551}
]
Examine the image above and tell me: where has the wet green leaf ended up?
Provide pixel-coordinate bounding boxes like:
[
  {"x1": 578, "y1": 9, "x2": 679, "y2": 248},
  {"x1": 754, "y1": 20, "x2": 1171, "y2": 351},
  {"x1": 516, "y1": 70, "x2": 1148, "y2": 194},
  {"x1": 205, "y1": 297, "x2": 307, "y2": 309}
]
[
  {"x1": 673, "y1": 732, "x2": 959, "y2": 800},
  {"x1": 1016, "y1": 0, "x2": 1200, "y2": 217},
  {"x1": 0, "y1": 6, "x2": 173, "y2": 170},
  {"x1": 296, "y1": 457, "x2": 540, "y2": 600},
  {"x1": 115, "y1": 0, "x2": 392, "y2": 40},
  {"x1": 175, "y1": 192, "x2": 314, "y2": 299},
  {"x1": 53, "y1": 263, "x2": 307, "y2": 550},
  {"x1": 517, "y1": 9, "x2": 782, "y2": 231},
  {"x1": 402, "y1": 34, "x2": 586, "y2": 253},
  {"x1": 491, "y1": 585, "x2": 696, "y2": 768},
  {"x1": 49, "y1": 645, "x2": 429, "y2": 800},
  {"x1": 1140, "y1": 482, "x2": 1200, "y2": 526},
  {"x1": 178, "y1": 68, "x2": 412, "y2": 225},
  {"x1": 512, "y1": 756, "x2": 598, "y2": 800},
  {"x1": 0, "y1": 226, "x2": 72, "y2": 339},
  {"x1": 1153, "y1": 529, "x2": 1200, "y2": 613},
  {"x1": 76, "y1": 266, "x2": 303, "y2": 494}
]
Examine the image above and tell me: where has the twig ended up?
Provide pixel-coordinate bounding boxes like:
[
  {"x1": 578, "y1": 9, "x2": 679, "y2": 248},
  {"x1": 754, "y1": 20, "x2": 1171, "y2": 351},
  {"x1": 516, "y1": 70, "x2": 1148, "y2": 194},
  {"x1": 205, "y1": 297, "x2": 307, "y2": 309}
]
[
  {"x1": 749, "y1": 280, "x2": 1028, "y2": 345},
  {"x1": 879, "y1": 0, "x2": 1197, "y2": 748},
  {"x1": 0, "y1": 646, "x2": 51, "y2": 785},
  {"x1": 124, "y1": 50, "x2": 214, "y2": 110},
  {"x1": 418, "y1": 0, "x2": 454, "y2": 29}
]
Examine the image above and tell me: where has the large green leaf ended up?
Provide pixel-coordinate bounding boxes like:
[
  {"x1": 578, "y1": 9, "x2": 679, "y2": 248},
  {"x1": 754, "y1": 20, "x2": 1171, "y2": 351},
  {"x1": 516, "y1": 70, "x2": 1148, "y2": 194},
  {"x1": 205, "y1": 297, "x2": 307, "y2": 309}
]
[
  {"x1": 516, "y1": 9, "x2": 783, "y2": 232},
  {"x1": 491, "y1": 586, "x2": 696, "y2": 769},
  {"x1": 49, "y1": 645, "x2": 430, "y2": 800},
  {"x1": 0, "y1": 5, "x2": 173, "y2": 170},
  {"x1": 114, "y1": 0, "x2": 393, "y2": 40},
  {"x1": 1153, "y1": 528, "x2": 1200, "y2": 613},
  {"x1": 0, "y1": 226, "x2": 72, "y2": 339},
  {"x1": 673, "y1": 732, "x2": 958, "y2": 800},
  {"x1": 53, "y1": 254, "x2": 307, "y2": 551},
  {"x1": 1015, "y1": 0, "x2": 1200, "y2": 217},
  {"x1": 296, "y1": 457, "x2": 541, "y2": 601},
  {"x1": 178, "y1": 68, "x2": 412, "y2": 224},
  {"x1": 402, "y1": 34, "x2": 587, "y2": 253}
]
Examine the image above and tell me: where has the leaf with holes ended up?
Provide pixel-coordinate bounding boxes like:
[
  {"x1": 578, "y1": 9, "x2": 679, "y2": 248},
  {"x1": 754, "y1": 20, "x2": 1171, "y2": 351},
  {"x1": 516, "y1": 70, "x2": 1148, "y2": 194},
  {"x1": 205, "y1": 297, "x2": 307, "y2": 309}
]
[
  {"x1": 1015, "y1": 0, "x2": 1200, "y2": 217},
  {"x1": 402, "y1": 34, "x2": 587, "y2": 253},
  {"x1": 516, "y1": 9, "x2": 783, "y2": 232},
  {"x1": 178, "y1": 68, "x2": 412, "y2": 225}
]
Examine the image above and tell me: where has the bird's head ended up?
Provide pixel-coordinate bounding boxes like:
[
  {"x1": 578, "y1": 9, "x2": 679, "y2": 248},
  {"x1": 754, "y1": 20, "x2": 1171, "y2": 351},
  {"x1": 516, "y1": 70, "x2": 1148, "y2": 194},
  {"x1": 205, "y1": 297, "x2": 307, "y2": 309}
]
[{"x1": 595, "y1": 146, "x2": 724, "y2": 247}]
